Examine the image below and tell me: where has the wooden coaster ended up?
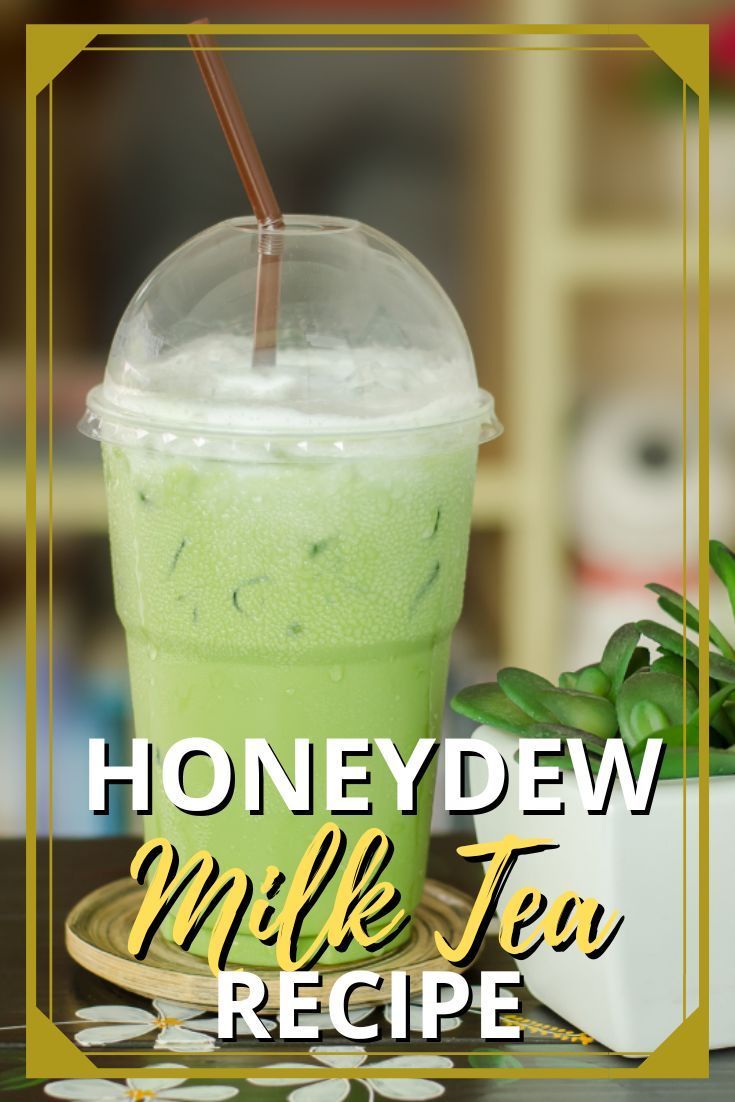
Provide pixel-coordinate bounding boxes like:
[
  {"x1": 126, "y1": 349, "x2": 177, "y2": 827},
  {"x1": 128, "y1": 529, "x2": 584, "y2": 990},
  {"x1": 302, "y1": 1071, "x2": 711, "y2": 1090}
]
[{"x1": 65, "y1": 878, "x2": 473, "y2": 1011}]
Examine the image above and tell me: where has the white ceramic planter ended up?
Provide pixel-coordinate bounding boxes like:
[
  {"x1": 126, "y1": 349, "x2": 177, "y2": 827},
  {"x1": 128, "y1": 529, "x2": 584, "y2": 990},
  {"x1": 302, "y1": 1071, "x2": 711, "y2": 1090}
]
[{"x1": 470, "y1": 725, "x2": 735, "y2": 1055}]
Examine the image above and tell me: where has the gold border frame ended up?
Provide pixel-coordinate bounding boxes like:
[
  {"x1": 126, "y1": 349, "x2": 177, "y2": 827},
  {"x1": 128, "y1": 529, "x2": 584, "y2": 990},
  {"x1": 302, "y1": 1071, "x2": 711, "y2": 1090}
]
[{"x1": 25, "y1": 22, "x2": 710, "y2": 1082}]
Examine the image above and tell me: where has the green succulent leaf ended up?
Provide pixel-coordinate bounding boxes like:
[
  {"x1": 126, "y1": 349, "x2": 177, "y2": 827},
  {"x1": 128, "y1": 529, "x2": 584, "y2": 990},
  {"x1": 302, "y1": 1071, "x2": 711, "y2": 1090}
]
[
  {"x1": 453, "y1": 539, "x2": 735, "y2": 778},
  {"x1": 616, "y1": 669, "x2": 698, "y2": 751},
  {"x1": 450, "y1": 682, "x2": 536, "y2": 732},
  {"x1": 559, "y1": 664, "x2": 612, "y2": 697},
  {"x1": 636, "y1": 619, "x2": 735, "y2": 683},
  {"x1": 706, "y1": 653, "x2": 735, "y2": 683},
  {"x1": 646, "y1": 582, "x2": 735, "y2": 659},
  {"x1": 637, "y1": 619, "x2": 698, "y2": 662},
  {"x1": 650, "y1": 653, "x2": 700, "y2": 689},
  {"x1": 647, "y1": 721, "x2": 699, "y2": 749},
  {"x1": 710, "y1": 726, "x2": 731, "y2": 748},
  {"x1": 528, "y1": 721, "x2": 608, "y2": 756},
  {"x1": 712, "y1": 712, "x2": 735, "y2": 746},
  {"x1": 708, "y1": 683, "x2": 735, "y2": 721},
  {"x1": 628, "y1": 646, "x2": 653, "y2": 678},
  {"x1": 710, "y1": 539, "x2": 735, "y2": 621},
  {"x1": 631, "y1": 743, "x2": 735, "y2": 779},
  {"x1": 600, "y1": 622, "x2": 643, "y2": 696},
  {"x1": 497, "y1": 667, "x2": 557, "y2": 722},
  {"x1": 624, "y1": 724, "x2": 701, "y2": 778},
  {"x1": 698, "y1": 684, "x2": 735, "y2": 746},
  {"x1": 536, "y1": 688, "x2": 618, "y2": 741},
  {"x1": 629, "y1": 700, "x2": 670, "y2": 742}
]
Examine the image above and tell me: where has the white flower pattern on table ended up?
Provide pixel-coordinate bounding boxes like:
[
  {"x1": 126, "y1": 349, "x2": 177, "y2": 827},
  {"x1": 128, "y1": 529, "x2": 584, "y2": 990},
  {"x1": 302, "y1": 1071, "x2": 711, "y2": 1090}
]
[
  {"x1": 247, "y1": 1045, "x2": 453, "y2": 1101},
  {"x1": 44, "y1": 1062, "x2": 239, "y2": 1100},
  {"x1": 72, "y1": 998, "x2": 276, "y2": 1051}
]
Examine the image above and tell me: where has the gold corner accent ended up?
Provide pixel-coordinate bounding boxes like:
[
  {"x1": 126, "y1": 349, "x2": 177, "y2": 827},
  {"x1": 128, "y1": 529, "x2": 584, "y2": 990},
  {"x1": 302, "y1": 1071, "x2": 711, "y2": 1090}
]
[
  {"x1": 26, "y1": 1006, "x2": 100, "y2": 1079},
  {"x1": 639, "y1": 23, "x2": 709, "y2": 95},
  {"x1": 26, "y1": 24, "x2": 98, "y2": 97},
  {"x1": 638, "y1": 1009, "x2": 709, "y2": 1079}
]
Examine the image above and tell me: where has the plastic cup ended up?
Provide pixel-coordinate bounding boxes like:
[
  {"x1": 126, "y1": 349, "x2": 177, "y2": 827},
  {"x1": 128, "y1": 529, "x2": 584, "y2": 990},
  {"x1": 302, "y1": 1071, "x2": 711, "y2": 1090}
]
[{"x1": 81, "y1": 215, "x2": 501, "y2": 966}]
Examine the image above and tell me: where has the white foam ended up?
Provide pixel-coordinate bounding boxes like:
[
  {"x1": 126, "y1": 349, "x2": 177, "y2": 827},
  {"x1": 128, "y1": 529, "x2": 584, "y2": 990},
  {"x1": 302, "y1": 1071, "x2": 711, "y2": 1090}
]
[{"x1": 101, "y1": 335, "x2": 485, "y2": 435}]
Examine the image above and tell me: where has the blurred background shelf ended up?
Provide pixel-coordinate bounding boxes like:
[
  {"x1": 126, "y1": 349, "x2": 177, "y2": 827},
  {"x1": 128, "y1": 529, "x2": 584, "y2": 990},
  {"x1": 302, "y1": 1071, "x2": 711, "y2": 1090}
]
[
  {"x1": 561, "y1": 227, "x2": 735, "y2": 287},
  {"x1": 4, "y1": 468, "x2": 106, "y2": 534}
]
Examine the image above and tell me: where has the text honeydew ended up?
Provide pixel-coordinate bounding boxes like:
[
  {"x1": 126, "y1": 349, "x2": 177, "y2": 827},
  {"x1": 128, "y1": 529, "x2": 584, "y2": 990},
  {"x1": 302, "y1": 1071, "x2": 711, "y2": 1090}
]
[{"x1": 89, "y1": 734, "x2": 664, "y2": 815}]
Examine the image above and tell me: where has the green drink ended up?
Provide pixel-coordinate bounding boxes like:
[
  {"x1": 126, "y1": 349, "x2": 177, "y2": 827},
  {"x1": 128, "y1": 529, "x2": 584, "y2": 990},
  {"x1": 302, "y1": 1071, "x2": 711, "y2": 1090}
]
[
  {"x1": 82, "y1": 217, "x2": 500, "y2": 966},
  {"x1": 103, "y1": 439, "x2": 476, "y2": 964}
]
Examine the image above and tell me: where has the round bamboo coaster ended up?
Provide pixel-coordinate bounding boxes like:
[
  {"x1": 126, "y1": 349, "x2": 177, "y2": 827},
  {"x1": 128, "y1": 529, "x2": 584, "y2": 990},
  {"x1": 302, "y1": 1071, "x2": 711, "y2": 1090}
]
[{"x1": 65, "y1": 878, "x2": 473, "y2": 1011}]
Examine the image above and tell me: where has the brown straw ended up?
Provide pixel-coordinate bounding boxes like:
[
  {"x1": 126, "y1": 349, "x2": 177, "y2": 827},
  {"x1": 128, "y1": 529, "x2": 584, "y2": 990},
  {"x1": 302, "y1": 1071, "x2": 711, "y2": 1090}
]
[{"x1": 188, "y1": 19, "x2": 283, "y2": 364}]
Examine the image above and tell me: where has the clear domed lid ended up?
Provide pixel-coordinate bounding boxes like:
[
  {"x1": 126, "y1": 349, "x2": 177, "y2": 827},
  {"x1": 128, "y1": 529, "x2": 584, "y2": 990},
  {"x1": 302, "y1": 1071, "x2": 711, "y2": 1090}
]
[{"x1": 81, "y1": 215, "x2": 500, "y2": 456}]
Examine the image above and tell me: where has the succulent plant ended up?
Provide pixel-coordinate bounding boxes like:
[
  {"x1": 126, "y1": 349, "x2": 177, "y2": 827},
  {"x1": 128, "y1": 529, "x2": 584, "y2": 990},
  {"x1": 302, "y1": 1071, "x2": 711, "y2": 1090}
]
[{"x1": 452, "y1": 539, "x2": 735, "y2": 779}]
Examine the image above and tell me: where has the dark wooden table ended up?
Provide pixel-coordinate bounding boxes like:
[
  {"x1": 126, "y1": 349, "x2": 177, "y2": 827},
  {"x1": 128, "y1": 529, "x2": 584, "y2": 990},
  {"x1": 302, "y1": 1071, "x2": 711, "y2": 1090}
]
[{"x1": 3, "y1": 838, "x2": 732, "y2": 1098}]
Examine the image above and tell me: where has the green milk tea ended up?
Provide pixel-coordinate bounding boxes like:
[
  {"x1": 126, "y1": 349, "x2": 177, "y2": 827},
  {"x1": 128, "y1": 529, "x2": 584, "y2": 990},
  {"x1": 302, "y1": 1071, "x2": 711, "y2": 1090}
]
[{"x1": 103, "y1": 437, "x2": 478, "y2": 966}]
